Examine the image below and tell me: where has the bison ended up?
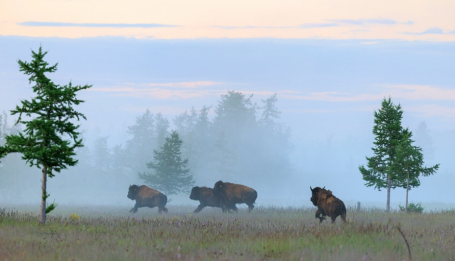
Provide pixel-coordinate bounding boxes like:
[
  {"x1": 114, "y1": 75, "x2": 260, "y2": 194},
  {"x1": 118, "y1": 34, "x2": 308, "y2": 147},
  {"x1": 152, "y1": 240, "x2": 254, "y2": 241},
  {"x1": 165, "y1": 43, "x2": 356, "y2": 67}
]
[
  {"x1": 213, "y1": 180, "x2": 257, "y2": 212},
  {"x1": 127, "y1": 185, "x2": 168, "y2": 214},
  {"x1": 189, "y1": 186, "x2": 229, "y2": 213},
  {"x1": 310, "y1": 186, "x2": 346, "y2": 223}
]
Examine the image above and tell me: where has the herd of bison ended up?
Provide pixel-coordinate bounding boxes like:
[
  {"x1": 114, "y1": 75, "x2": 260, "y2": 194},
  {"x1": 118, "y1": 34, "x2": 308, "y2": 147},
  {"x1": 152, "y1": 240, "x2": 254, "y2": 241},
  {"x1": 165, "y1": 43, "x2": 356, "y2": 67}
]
[{"x1": 127, "y1": 181, "x2": 347, "y2": 223}]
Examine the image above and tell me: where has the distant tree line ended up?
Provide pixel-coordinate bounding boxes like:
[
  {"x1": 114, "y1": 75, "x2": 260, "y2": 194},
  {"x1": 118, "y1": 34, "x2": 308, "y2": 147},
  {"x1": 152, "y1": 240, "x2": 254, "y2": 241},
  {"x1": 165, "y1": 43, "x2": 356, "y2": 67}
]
[{"x1": 85, "y1": 91, "x2": 293, "y2": 194}]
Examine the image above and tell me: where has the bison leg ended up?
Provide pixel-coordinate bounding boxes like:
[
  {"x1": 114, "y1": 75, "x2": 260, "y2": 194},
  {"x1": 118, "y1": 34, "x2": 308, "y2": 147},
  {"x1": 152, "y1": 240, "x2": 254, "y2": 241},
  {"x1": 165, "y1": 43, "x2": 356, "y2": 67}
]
[
  {"x1": 130, "y1": 204, "x2": 139, "y2": 214},
  {"x1": 194, "y1": 204, "x2": 205, "y2": 213},
  {"x1": 341, "y1": 213, "x2": 347, "y2": 223},
  {"x1": 158, "y1": 206, "x2": 168, "y2": 214},
  {"x1": 230, "y1": 204, "x2": 238, "y2": 213},
  {"x1": 315, "y1": 209, "x2": 326, "y2": 223},
  {"x1": 331, "y1": 215, "x2": 338, "y2": 223},
  {"x1": 247, "y1": 203, "x2": 255, "y2": 212}
]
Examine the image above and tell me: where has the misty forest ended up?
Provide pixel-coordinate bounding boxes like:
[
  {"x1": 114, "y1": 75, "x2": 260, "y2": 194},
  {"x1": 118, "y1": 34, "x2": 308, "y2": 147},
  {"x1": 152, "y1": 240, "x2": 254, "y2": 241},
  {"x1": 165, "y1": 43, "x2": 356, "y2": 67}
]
[
  {"x1": 1, "y1": 46, "x2": 455, "y2": 261},
  {"x1": 0, "y1": 88, "x2": 292, "y2": 204}
]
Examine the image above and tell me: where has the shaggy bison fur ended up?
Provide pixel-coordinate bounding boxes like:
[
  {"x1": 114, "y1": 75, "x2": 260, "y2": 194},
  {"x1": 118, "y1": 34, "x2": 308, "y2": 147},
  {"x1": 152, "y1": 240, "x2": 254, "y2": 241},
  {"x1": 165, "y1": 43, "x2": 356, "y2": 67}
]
[
  {"x1": 213, "y1": 180, "x2": 257, "y2": 212},
  {"x1": 189, "y1": 186, "x2": 228, "y2": 213},
  {"x1": 310, "y1": 186, "x2": 346, "y2": 223},
  {"x1": 127, "y1": 185, "x2": 168, "y2": 214}
]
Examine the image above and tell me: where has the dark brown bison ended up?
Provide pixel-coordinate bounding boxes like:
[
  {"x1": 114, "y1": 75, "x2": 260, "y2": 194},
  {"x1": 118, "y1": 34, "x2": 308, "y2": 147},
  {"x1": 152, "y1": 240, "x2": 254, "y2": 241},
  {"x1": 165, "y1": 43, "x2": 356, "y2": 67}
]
[
  {"x1": 189, "y1": 186, "x2": 229, "y2": 213},
  {"x1": 213, "y1": 180, "x2": 257, "y2": 212},
  {"x1": 127, "y1": 185, "x2": 168, "y2": 214},
  {"x1": 310, "y1": 186, "x2": 346, "y2": 223}
]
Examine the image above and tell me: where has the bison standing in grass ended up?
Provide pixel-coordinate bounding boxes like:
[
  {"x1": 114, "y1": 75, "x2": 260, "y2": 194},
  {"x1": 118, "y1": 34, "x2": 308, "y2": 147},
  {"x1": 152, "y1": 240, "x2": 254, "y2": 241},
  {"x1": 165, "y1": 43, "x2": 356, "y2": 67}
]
[
  {"x1": 213, "y1": 181, "x2": 257, "y2": 212},
  {"x1": 310, "y1": 186, "x2": 346, "y2": 223},
  {"x1": 127, "y1": 185, "x2": 168, "y2": 214},
  {"x1": 189, "y1": 186, "x2": 228, "y2": 213}
]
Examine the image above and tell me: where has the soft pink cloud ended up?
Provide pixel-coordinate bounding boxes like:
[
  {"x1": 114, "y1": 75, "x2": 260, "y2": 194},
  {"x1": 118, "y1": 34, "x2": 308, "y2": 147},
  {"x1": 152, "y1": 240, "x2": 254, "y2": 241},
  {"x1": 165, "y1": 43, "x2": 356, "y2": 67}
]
[
  {"x1": 90, "y1": 87, "x2": 223, "y2": 99},
  {"x1": 147, "y1": 81, "x2": 224, "y2": 88}
]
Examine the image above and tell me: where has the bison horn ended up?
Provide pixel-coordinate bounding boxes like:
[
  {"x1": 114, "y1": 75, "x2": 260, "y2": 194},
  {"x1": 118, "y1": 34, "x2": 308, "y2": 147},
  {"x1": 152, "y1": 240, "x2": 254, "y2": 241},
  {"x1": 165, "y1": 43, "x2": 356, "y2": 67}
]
[
  {"x1": 310, "y1": 186, "x2": 313, "y2": 191},
  {"x1": 323, "y1": 186, "x2": 325, "y2": 189}
]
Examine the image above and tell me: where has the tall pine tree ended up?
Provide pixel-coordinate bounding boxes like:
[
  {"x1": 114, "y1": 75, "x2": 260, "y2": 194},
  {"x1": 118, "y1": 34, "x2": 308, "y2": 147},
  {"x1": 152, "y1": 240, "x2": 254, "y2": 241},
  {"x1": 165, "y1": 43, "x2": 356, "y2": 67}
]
[
  {"x1": 155, "y1": 113, "x2": 170, "y2": 149},
  {"x1": 125, "y1": 109, "x2": 156, "y2": 176},
  {"x1": 212, "y1": 131, "x2": 237, "y2": 181},
  {"x1": 139, "y1": 131, "x2": 194, "y2": 195},
  {"x1": 359, "y1": 97, "x2": 404, "y2": 212},
  {"x1": 0, "y1": 47, "x2": 91, "y2": 223}
]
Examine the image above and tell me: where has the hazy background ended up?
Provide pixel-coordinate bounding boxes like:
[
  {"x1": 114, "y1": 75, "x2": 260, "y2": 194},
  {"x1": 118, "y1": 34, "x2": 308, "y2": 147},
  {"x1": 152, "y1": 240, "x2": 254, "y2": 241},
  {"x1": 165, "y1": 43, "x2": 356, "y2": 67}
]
[{"x1": 1, "y1": 35, "x2": 455, "y2": 212}]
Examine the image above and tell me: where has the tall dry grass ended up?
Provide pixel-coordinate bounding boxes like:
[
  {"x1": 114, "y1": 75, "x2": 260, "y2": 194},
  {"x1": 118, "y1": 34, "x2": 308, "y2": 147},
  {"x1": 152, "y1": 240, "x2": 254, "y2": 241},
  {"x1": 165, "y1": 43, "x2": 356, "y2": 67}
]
[{"x1": 1, "y1": 205, "x2": 454, "y2": 260}]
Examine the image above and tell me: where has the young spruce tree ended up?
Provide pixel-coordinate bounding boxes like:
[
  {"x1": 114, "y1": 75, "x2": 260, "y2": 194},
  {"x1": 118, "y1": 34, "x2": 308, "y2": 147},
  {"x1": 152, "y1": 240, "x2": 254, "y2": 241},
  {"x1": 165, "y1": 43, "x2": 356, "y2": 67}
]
[
  {"x1": 359, "y1": 97, "x2": 404, "y2": 212},
  {"x1": 0, "y1": 47, "x2": 91, "y2": 224},
  {"x1": 139, "y1": 130, "x2": 194, "y2": 196},
  {"x1": 393, "y1": 131, "x2": 439, "y2": 212}
]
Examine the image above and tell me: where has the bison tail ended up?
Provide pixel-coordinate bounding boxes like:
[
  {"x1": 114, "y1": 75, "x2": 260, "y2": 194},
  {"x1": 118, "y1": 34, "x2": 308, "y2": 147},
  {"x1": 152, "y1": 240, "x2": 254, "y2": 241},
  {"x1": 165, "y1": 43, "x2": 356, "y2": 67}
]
[
  {"x1": 251, "y1": 190, "x2": 258, "y2": 204},
  {"x1": 161, "y1": 193, "x2": 168, "y2": 206},
  {"x1": 341, "y1": 204, "x2": 347, "y2": 223}
]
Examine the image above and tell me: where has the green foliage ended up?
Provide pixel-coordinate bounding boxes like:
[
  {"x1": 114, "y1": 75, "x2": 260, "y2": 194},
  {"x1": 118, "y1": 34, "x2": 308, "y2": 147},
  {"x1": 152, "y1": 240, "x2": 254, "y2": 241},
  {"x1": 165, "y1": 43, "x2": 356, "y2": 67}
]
[
  {"x1": 393, "y1": 131, "x2": 439, "y2": 212},
  {"x1": 359, "y1": 97, "x2": 405, "y2": 191},
  {"x1": 394, "y1": 131, "x2": 439, "y2": 190},
  {"x1": 399, "y1": 202, "x2": 424, "y2": 213},
  {"x1": 139, "y1": 130, "x2": 194, "y2": 195},
  {"x1": 0, "y1": 46, "x2": 91, "y2": 221},
  {"x1": 3, "y1": 46, "x2": 91, "y2": 175},
  {"x1": 359, "y1": 97, "x2": 407, "y2": 211},
  {"x1": 123, "y1": 110, "x2": 170, "y2": 177},
  {"x1": 45, "y1": 201, "x2": 58, "y2": 214},
  {"x1": 0, "y1": 114, "x2": 5, "y2": 161},
  {"x1": 360, "y1": 98, "x2": 439, "y2": 212}
]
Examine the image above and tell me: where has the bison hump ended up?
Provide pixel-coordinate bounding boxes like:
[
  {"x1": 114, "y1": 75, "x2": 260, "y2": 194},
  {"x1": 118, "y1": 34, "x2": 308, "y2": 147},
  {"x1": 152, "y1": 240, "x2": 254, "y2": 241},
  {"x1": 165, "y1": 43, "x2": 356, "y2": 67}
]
[{"x1": 138, "y1": 186, "x2": 160, "y2": 198}]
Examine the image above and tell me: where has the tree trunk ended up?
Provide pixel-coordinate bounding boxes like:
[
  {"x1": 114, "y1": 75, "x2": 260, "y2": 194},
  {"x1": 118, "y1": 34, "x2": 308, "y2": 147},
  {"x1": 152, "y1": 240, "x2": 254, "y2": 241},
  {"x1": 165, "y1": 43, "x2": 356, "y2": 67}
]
[
  {"x1": 405, "y1": 169, "x2": 409, "y2": 213},
  {"x1": 40, "y1": 165, "x2": 47, "y2": 224},
  {"x1": 386, "y1": 173, "x2": 391, "y2": 212}
]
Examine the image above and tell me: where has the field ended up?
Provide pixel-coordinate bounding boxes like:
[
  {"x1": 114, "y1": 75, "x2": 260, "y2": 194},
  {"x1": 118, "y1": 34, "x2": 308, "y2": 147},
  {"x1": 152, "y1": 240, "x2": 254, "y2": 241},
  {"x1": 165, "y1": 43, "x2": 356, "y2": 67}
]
[{"x1": 1, "y1": 205, "x2": 454, "y2": 261}]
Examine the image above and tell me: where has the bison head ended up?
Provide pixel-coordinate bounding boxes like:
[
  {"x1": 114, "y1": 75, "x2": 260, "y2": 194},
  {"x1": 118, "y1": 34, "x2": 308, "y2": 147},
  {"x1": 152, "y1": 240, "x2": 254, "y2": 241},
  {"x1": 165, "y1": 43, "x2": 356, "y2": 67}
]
[
  {"x1": 310, "y1": 186, "x2": 324, "y2": 206},
  {"x1": 213, "y1": 180, "x2": 225, "y2": 197},
  {"x1": 128, "y1": 185, "x2": 140, "y2": 200},
  {"x1": 189, "y1": 186, "x2": 201, "y2": 200}
]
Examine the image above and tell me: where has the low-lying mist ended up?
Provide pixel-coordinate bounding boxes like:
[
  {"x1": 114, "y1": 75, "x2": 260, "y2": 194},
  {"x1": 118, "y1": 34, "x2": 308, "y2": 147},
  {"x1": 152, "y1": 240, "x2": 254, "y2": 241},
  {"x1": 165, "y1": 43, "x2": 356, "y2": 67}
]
[{"x1": 1, "y1": 91, "x2": 455, "y2": 213}]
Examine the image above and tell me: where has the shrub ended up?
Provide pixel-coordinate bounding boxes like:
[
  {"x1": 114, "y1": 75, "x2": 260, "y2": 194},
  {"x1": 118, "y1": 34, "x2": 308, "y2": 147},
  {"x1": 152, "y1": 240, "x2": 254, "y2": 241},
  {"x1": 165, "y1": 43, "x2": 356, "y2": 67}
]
[
  {"x1": 70, "y1": 213, "x2": 80, "y2": 221},
  {"x1": 399, "y1": 202, "x2": 424, "y2": 213}
]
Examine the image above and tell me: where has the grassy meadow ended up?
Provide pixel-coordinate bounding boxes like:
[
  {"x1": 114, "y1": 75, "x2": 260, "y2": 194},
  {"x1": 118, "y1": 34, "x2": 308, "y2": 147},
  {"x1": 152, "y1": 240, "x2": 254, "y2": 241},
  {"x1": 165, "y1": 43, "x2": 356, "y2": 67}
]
[{"x1": 1, "y1": 205, "x2": 454, "y2": 261}]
